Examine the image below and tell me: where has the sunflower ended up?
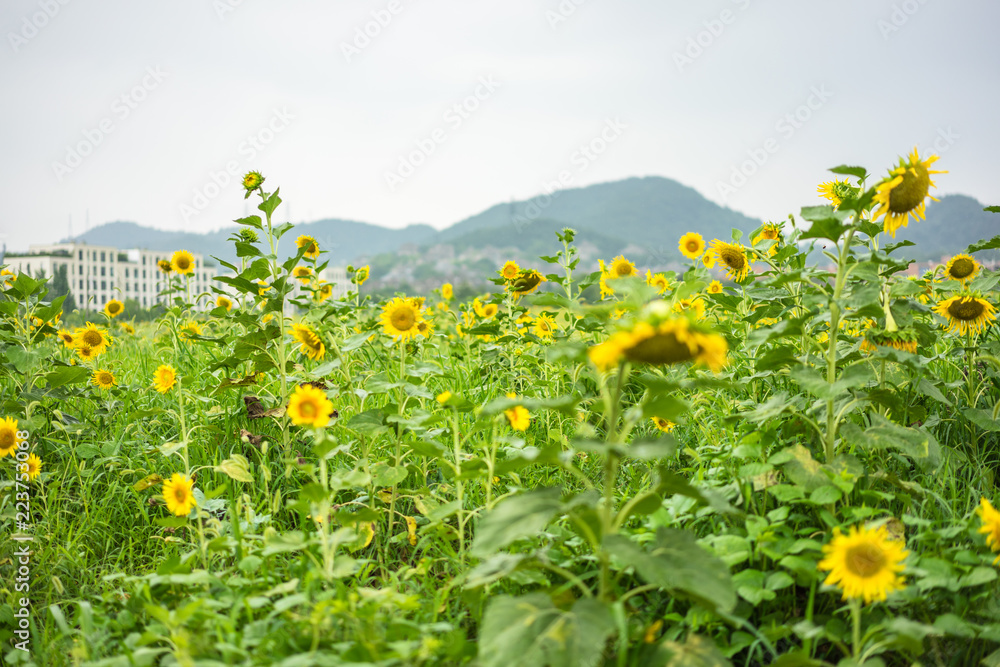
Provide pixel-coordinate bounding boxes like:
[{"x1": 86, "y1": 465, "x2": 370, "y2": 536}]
[
  {"x1": 0, "y1": 417, "x2": 20, "y2": 458},
  {"x1": 708, "y1": 280, "x2": 724, "y2": 295},
  {"x1": 934, "y1": 294, "x2": 997, "y2": 336},
  {"x1": 0, "y1": 268, "x2": 14, "y2": 285},
  {"x1": 701, "y1": 253, "x2": 716, "y2": 269},
  {"x1": 706, "y1": 240, "x2": 751, "y2": 282},
  {"x1": 162, "y1": 473, "x2": 197, "y2": 516},
  {"x1": 58, "y1": 329, "x2": 75, "y2": 348},
  {"x1": 678, "y1": 232, "x2": 705, "y2": 260},
  {"x1": 416, "y1": 319, "x2": 434, "y2": 338},
  {"x1": 441, "y1": 283, "x2": 453, "y2": 300},
  {"x1": 651, "y1": 417, "x2": 675, "y2": 433},
  {"x1": 91, "y1": 369, "x2": 117, "y2": 390},
  {"x1": 242, "y1": 170, "x2": 265, "y2": 192},
  {"x1": 474, "y1": 299, "x2": 499, "y2": 320},
  {"x1": 157, "y1": 259, "x2": 172, "y2": 274},
  {"x1": 74, "y1": 323, "x2": 111, "y2": 355},
  {"x1": 588, "y1": 304, "x2": 727, "y2": 373},
  {"x1": 216, "y1": 295, "x2": 233, "y2": 312},
  {"x1": 436, "y1": 391, "x2": 452, "y2": 404},
  {"x1": 860, "y1": 329, "x2": 918, "y2": 355},
  {"x1": 943, "y1": 254, "x2": 980, "y2": 284},
  {"x1": 872, "y1": 148, "x2": 945, "y2": 238},
  {"x1": 120, "y1": 322, "x2": 135, "y2": 335},
  {"x1": 287, "y1": 384, "x2": 335, "y2": 427},
  {"x1": 381, "y1": 297, "x2": 424, "y2": 340},
  {"x1": 532, "y1": 314, "x2": 557, "y2": 340},
  {"x1": 354, "y1": 265, "x2": 370, "y2": 286},
  {"x1": 504, "y1": 403, "x2": 531, "y2": 431},
  {"x1": 104, "y1": 299, "x2": 124, "y2": 318},
  {"x1": 316, "y1": 282, "x2": 333, "y2": 302},
  {"x1": 501, "y1": 261, "x2": 520, "y2": 280},
  {"x1": 75, "y1": 343, "x2": 97, "y2": 361},
  {"x1": 645, "y1": 270, "x2": 670, "y2": 294},
  {"x1": 818, "y1": 524, "x2": 908, "y2": 604},
  {"x1": 508, "y1": 269, "x2": 545, "y2": 297},
  {"x1": 291, "y1": 323, "x2": 326, "y2": 360},
  {"x1": 179, "y1": 321, "x2": 202, "y2": 341},
  {"x1": 817, "y1": 179, "x2": 855, "y2": 207},
  {"x1": 254, "y1": 279, "x2": 272, "y2": 296},
  {"x1": 171, "y1": 250, "x2": 195, "y2": 275},
  {"x1": 607, "y1": 256, "x2": 637, "y2": 279},
  {"x1": 293, "y1": 266, "x2": 314, "y2": 284},
  {"x1": 673, "y1": 297, "x2": 706, "y2": 320},
  {"x1": 752, "y1": 223, "x2": 783, "y2": 252},
  {"x1": 977, "y1": 497, "x2": 1000, "y2": 564},
  {"x1": 296, "y1": 235, "x2": 320, "y2": 259},
  {"x1": 23, "y1": 453, "x2": 42, "y2": 482},
  {"x1": 153, "y1": 365, "x2": 177, "y2": 393}
]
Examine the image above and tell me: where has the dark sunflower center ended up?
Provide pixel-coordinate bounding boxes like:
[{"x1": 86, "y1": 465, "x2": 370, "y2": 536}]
[
  {"x1": 624, "y1": 332, "x2": 695, "y2": 366},
  {"x1": 845, "y1": 543, "x2": 886, "y2": 578},
  {"x1": 0, "y1": 430, "x2": 13, "y2": 448},
  {"x1": 614, "y1": 264, "x2": 633, "y2": 277},
  {"x1": 949, "y1": 258, "x2": 975, "y2": 279},
  {"x1": 82, "y1": 330, "x2": 102, "y2": 346},
  {"x1": 720, "y1": 248, "x2": 746, "y2": 270},
  {"x1": 177, "y1": 258, "x2": 190, "y2": 270},
  {"x1": 173, "y1": 488, "x2": 188, "y2": 503},
  {"x1": 888, "y1": 166, "x2": 931, "y2": 214},
  {"x1": 685, "y1": 240, "x2": 700, "y2": 252},
  {"x1": 109, "y1": 303, "x2": 121, "y2": 313},
  {"x1": 300, "y1": 400, "x2": 317, "y2": 418},
  {"x1": 391, "y1": 308, "x2": 416, "y2": 330},
  {"x1": 98, "y1": 372, "x2": 113, "y2": 385},
  {"x1": 948, "y1": 299, "x2": 985, "y2": 321}
]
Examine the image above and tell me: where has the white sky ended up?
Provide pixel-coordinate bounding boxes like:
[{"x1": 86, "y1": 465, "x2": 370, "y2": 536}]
[{"x1": 1, "y1": 0, "x2": 998, "y2": 251}]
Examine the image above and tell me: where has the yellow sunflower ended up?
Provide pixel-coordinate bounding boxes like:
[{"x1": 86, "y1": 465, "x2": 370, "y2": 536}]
[
  {"x1": 943, "y1": 254, "x2": 980, "y2": 284},
  {"x1": 162, "y1": 473, "x2": 196, "y2": 516},
  {"x1": 651, "y1": 417, "x2": 675, "y2": 433},
  {"x1": 293, "y1": 266, "x2": 314, "y2": 284},
  {"x1": 934, "y1": 294, "x2": 997, "y2": 336},
  {"x1": 416, "y1": 319, "x2": 434, "y2": 338},
  {"x1": 701, "y1": 252, "x2": 716, "y2": 269},
  {"x1": 157, "y1": 259, "x2": 172, "y2": 274},
  {"x1": 104, "y1": 299, "x2": 124, "y2": 319},
  {"x1": 508, "y1": 269, "x2": 545, "y2": 297},
  {"x1": 977, "y1": 497, "x2": 1000, "y2": 564},
  {"x1": 153, "y1": 365, "x2": 177, "y2": 393},
  {"x1": 254, "y1": 279, "x2": 272, "y2": 296},
  {"x1": 645, "y1": 270, "x2": 670, "y2": 295},
  {"x1": 242, "y1": 170, "x2": 264, "y2": 191},
  {"x1": 436, "y1": 391, "x2": 452, "y2": 404},
  {"x1": 171, "y1": 250, "x2": 195, "y2": 276},
  {"x1": 0, "y1": 268, "x2": 15, "y2": 285},
  {"x1": 673, "y1": 297, "x2": 706, "y2": 320},
  {"x1": 22, "y1": 453, "x2": 42, "y2": 482},
  {"x1": 74, "y1": 323, "x2": 111, "y2": 355},
  {"x1": 708, "y1": 280, "x2": 723, "y2": 294},
  {"x1": 287, "y1": 384, "x2": 335, "y2": 427},
  {"x1": 818, "y1": 524, "x2": 908, "y2": 604},
  {"x1": 75, "y1": 343, "x2": 97, "y2": 361},
  {"x1": 296, "y1": 235, "x2": 320, "y2": 260},
  {"x1": 872, "y1": 148, "x2": 945, "y2": 238},
  {"x1": 0, "y1": 417, "x2": 21, "y2": 458},
  {"x1": 504, "y1": 404, "x2": 531, "y2": 432},
  {"x1": 381, "y1": 297, "x2": 424, "y2": 340},
  {"x1": 179, "y1": 321, "x2": 202, "y2": 341},
  {"x1": 354, "y1": 265, "x2": 370, "y2": 286},
  {"x1": 607, "y1": 255, "x2": 637, "y2": 279},
  {"x1": 706, "y1": 240, "x2": 751, "y2": 282},
  {"x1": 291, "y1": 323, "x2": 326, "y2": 360},
  {"x1": 120, "y1": 322, "x2": 135, "y2": 335},
  {"x1": 532, "y1": 314, "x2": 557, "y2": 340},
  {"x1": 91, "y1": 369, "x2": 116, "y2": 390},
  {"x1": 817, "y1": 179, "x2": 854, "y2": 207},
  {"x1": 58, "y1": 329, "x2": 75, "y2": 348},
  {"x1": 441, "y1": 283, "x2": 453, "y2": 300},
  {"x1": 316, "y1": 282, "x2": 333, "y2": 302},
  {"x1": 501, "y1": 261, "x2": 520, "y2": 280},
  {"x1": 678, "y1": 232, "x2": 705, "y2": 260}
]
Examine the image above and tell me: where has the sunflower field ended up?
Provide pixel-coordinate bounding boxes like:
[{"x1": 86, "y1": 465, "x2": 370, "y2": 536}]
[{"x1": 3, "y1": 153, "x2": 1000, "y2": 666}]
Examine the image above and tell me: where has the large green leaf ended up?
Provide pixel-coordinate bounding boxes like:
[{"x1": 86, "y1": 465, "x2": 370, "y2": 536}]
[
  {"x1": 654, "y1": 633, "x2": 733, "y2": 667},
  {"x1": 478, "y1": 594, "x2": 614, "y2": 667},
  {"x1": 471, "y1": 487, "x2": 563, "y2": 557},
  {"x1": 840, "y1": 415, "x2": 940, "y2": 471}
]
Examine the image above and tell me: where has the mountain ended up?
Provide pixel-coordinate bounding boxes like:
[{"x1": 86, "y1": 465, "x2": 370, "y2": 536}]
[{"x1": 892, "y1": 194, "x2": 1000, "y2": 261}]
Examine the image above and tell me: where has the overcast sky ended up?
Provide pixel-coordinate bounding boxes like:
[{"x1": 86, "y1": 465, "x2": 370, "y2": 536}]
[{"x1": 1, "y1": 0, "x2": 998, "y2": 252}]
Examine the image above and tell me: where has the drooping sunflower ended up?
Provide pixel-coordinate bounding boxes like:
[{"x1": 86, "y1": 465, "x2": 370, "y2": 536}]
[
  {"x1": 162, "y1": 473, "x2": 197, "y2": 516},
  {"x1": 91, "y1": 369, "x2": 117, "y2": 390},
  {"x1": 977, "y1": 497, "x2": 1000, "y2": 564},
  {"x1": 678, "y1": 232, "x2": 705, "y2": 260},
  {"x1": 872, "y1": 148, "x2": 945, "y2": 238},
  {"x1": 216, "y1": 295, "x2": 233, "y2": 312},
  {"x1": 860, "y1": 329, "x2": 918, "y2": 355},
  {"x1": 706, "y1": 240, "x2": 751, "y2": 282},
  {"x1": 500, "y1": 261, "x2": 520, "y2": 280},
  {"x1": 818, "y1": 523, "x2": 908, "y2": 604},
  {"x1": 171, "y1": 250, "x2": 195, "y2": 276},
  {"x1": 645, "y1": 270, "x2": 670, "y2": 295},
  {"x1": 291, "y1": 323, "x2": 326, "y2": 360},
  {"x1": 104, "y1": 299, "x2": 124, "y2": 318},
  {"x1": 381, "y1": 297, "x2": 424, "y2": 340},
  {"x1": 0, "y1": 417, "x2": 20, "y2": 458},
  {"x1": 817, "y1": 179, "x2": 855, "y2": 207},
  {"x1": 651, "y1": 416, "x2": 675, "y2": 433},
  {"x1": 508, "y1": 269, "x2": 545, "y2": 297},
  {"x1": 532, "y1": 314, "x2": 557, "y2": 340},
  {"x1": 23, "y1": 453, "x2": 42, "y2": 482},
  {"x1": 504, "y1": 403, "x2": 531, "y2": 432},
  {"x1": 708, "y1": 280, "x2": 724, "y2": 295},
  {"x1": 293, "y1": 266, "x2": 314, "y2": 284},
  {"x1": 287, "y1": 384, "x2": 335, "y2": 427},
  {"x1": 58, "y1": 329, "x2": 75, "y2": 348},
  {"x1": 934, "y1": 294, "x2": 997, "y2": 336},
  {"x1": 157, "y1": 259, "x2": 172, "y2": 274},
  {"x1": 441, "y1": 283, "x2": 453, "y2": 300},
  {"x1": 153, "y1": 365, "x2": 177, "y2": 393},
  {"x1": 296, "y1": 235, "x2": 320, "y2": 260},
  {"x1": 943, "y1": 254, "x2": 980, "y2": 284}
]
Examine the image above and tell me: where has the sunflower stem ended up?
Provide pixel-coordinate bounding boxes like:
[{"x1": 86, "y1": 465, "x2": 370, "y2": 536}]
[
  {"x1": 824, "y1": 227, "x2": 857, "y2": 464},
  {"x1": 850, "y1": 597, "x2": 862, "y2": 659}
]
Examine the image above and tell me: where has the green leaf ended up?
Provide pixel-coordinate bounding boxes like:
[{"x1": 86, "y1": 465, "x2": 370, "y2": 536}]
[
  {"x1": 829, "y1": 165, "x2": 867, "y2": 180},
  {"x1": 841, "y1": 415, "x2": 941, "y2": 471},
  {"x1": 44, "y1": 365, "x2": 91, "y2": 388},
  {"x1": 471, "y1": 487, "x2": 562, "y2": 557},
  {"x1": 799, "y1": 206, "x2": 850, "y2": 242},
  {"x1": 655, "y1": 470, "x2": 740, "y2": 515},
  {"x1": 478, "y1": 594, "x2": 615, "y2": 667},
  {"x1": 967, "y1": 235, "x2": 1000, "y2": 254},
  {"x1": 604, "y1": 528, "x2": 736, "y2": 613},
  {"x1": 258, "y1": 189, "x2": 281, "y2": 217},
  {"x1": 984, "y1": 206, "x2": 1000, "y2": 214},
  {"x1": 779, "y1": 444, "x2": 827, "y2": 492},
  {"x1": 789, "y1": 363, "x2": 873, "y2": 401},
  {"x1": 215, "y1": 455, "x2": 253, "y2": 483},
  {"x1": 7, "y1": 347, "x2": 42, "y2": 374},
  {"x1": 964, "y1": 408, "x2": 1000, "y2": 432},
  {"x1": 654, "y1": 634, "x2": 733, "y2": 667}
]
